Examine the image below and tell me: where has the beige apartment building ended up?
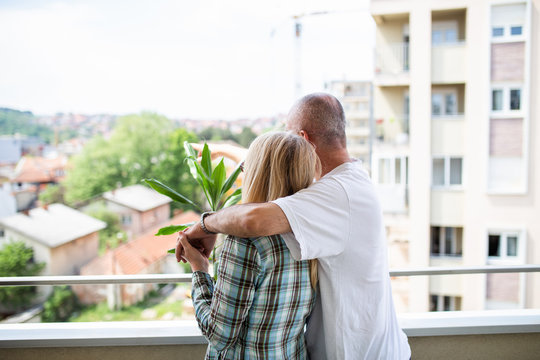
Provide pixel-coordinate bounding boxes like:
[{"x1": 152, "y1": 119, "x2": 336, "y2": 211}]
[
  {"x1": 328, "y1": 81, "x2": 373, "y2": 168},
  {"x1": 370, "y1": 0, "x2": 540, "y2": 312}
]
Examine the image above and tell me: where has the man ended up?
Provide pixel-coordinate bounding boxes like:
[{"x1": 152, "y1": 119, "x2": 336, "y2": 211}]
[{"x1": 178, "y1": 93, "x2": 411, "y2": 359}]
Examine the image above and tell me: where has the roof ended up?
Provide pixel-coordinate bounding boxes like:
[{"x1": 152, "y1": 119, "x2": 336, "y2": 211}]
[
  {"x1": 103, "y1": 184, "x2": 172, "y2": 212},
  {"x1": 12, "y1": 156, "x2": 68, "y2": 184},
  {"x1": 81, "y1": 211, "x2": 200, "y2": 275},
  {"x1": 0, "y1": 204, "x2": 106, "y2": 248}
]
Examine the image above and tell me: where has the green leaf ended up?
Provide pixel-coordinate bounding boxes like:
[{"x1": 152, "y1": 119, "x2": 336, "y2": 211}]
[
  {"x1": 183, "y1": 141, "x2": 197, "y2": 159},
  {"x1": 167, "y1": 248, "x2": 175, "y2": 254},
  {"x1": 201, "y1": 143, "x2": 212, "y2": 178},
  {"x1": 154, "y1": 222, "x2": 196, "y2": 236},
  {"x1": 220, "y1": 162, "x2": 243, "y2": 199},
  {"x1": 222, "y1": 188, "x2": 242, "y2": 209},
  {"x1": 211, "y1": 159, "x2": 226, "y2": 209},
  {"x1": 143, "y1": 179, "x2": 201, "y2": 211}
]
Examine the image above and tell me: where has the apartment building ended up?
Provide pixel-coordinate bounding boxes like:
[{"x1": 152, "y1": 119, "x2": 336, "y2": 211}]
[
  {"x1": 370, "y1": 0, "x2": 540, "y2": 312},
  {"x1": 328, "y1": 81, "x2": 373, "y2": 168}
]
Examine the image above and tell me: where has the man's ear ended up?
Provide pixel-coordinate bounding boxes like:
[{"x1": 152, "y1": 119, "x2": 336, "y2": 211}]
[{"x1": 299, "y1": 130, "x2": 309, "y2": 141}]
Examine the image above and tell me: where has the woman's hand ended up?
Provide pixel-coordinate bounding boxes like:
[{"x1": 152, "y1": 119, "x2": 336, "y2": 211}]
[{"x1": 177, "y1": 231, "x2": 210, "y2": 273}]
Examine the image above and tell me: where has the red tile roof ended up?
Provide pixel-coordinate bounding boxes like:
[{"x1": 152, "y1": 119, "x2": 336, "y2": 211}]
[
  {"x1": 81, "y1": 211, "x2": 200, "y2": 275},
  {"x1": 12, "y1": 156, "x2": 67, "y2": 184}
]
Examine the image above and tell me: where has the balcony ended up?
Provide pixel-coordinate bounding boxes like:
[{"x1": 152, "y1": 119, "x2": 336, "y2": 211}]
[
  {"x1": 375, "y1": 42, "x2": 410, "y2": 86},
  {"x1": 375, "y1": 184, "x2": 408, "y2": 213},
  {"x1": 375, "y1": 115, "x2": 409, "y2": 146},
  {"x1": 432, "y1": 42, "x2": 467, "y2": 84},
  {"x1": 1, "y1": 266, "x2": 539, "y2": 360},
  {"x1": 431, "y1": 190, "x2": 465, "y2": 225},
  {"x1": 431, "y1": 113, "x2": 465, "y2": 155}
]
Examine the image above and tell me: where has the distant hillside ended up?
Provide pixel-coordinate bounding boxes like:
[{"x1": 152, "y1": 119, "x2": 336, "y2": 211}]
[{"x1": 0, "y1": 108, "x2": 53, "y2": 143}]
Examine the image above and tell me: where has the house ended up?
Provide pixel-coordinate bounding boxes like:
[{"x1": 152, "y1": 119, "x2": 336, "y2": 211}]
[
  {"x1": 102, "y1": 184, "x2": 172, "y2": 239},
  {"x1": 73, "y1": 211, "x2": 200, "y2": 309},
  {"x1": 0, "y1": 204, "x2": 106, "y2": 301},
  {"x1": 10, "y1": 155, "x2": 68, "y2": 211}
]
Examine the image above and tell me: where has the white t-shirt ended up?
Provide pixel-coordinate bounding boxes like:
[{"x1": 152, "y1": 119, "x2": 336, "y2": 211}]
[{"x1": 273, "y1": 161, "x2": 411, "y2": 360}]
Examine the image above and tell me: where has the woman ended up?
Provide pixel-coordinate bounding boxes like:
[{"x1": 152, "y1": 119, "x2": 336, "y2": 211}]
[{"x1": 179, "y1": 131, "x2": 319, "y2": 359}]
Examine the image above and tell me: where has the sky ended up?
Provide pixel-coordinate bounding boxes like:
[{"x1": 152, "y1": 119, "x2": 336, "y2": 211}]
[{"x1": 0, "y1": 0, "x2": 374, "y2": 120}]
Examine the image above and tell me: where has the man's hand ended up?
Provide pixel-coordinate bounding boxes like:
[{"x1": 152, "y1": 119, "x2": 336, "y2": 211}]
[
  {"x1": 177, "y1": 232, "x2": 209, "y2": 273},
  {"x1": 183, "y1": 223, "x2": 217, "y2": 258}
]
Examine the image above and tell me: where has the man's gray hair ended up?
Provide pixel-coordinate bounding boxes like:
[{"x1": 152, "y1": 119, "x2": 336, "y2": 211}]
[{"x1": 290, "y1": 93, "x2": 346, "y2": 148}]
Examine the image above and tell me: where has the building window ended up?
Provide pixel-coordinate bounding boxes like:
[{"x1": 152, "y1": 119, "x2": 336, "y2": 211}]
[
  {"x1": 376, "y1": 157, "x2": 408, "y2": 186},
  {"x1": 492, "y1": 89, "x2": 503, "y2": 111},
  {"x1": 432, "y1": 91, "x2": 457, "y2": 116},
  {"x1": 432, "y1": 157, "x2": 463, "y2": 187},
  {"x1": 491, "y1": 86, "x2": 523, "y2": 113},
  {"x1": 488, "y1": 232, "x2": 521, "y2": 260},
  {"x1": 510, "y1": 25, "x2": 522, "y2": 35},
  {"x1": 430, "y1": 295, "x2": 462, "y2": 311},
  {"x1": 0, "y1": 228, "x2": 4, "y2": 238},
  {"x1": 432, "y1": 21, "x2": 459, "y2": 45},
  {"x1": 431, "y1": 226, "x2": 463, "y2": 256},
  {"x1": 510, "y1": 89, "x2": 521, "y2": 110},
  {"x1": 121, "y1": 214, "x2": 132, "y2": 226},
  {"x1": 492, "y1": 27, "x2": 504, "y2": 37}
]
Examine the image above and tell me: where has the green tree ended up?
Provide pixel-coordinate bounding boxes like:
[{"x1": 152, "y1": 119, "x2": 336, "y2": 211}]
[
  {"x1": 42, "y1": 286, "x2": 81, "y2": 322},
  {"x1": 64, "y1": 112, "x2": 201, "y2": 208},
  {"x1": 153, "y1": 128, "x2": 201, "y2": 211},
  {"x1": 38, "y1": 184, "x2": 66, "y2": 205},
  {"x1": 0, "y1": 108, "x2": 53, "y2": 143},
  {"x1": 86, "y1": 203, "x2": 127, "y2": 253},
  {"x1": 236, "y1": 126, "x2": 257, "y2": 147},
  {"x1": 0, "y1": 242, "x2": 45, "y2": 310}
]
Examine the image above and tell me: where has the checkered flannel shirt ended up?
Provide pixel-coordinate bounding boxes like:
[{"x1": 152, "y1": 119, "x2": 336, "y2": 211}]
[{"x1": 192, "y1": 234, "x2": 316, "y2": 360}]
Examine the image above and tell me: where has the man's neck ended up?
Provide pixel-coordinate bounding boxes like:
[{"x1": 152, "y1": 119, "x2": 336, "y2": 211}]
[{"x1": 318, "y1": 148, "x2": 352, "y2": 177}]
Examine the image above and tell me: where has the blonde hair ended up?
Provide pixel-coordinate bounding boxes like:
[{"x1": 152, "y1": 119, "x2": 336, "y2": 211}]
[{"x1": 242, "y1": 131, "x2": 320, "y2": 288}]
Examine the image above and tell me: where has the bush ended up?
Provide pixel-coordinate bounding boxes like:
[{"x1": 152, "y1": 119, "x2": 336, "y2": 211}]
[
  {"x1": 42, "y1": 286, "x2": 81, "y2": 322},
  {"x1": 0, "y1": 242, "x2": 44, "y2": 310}
]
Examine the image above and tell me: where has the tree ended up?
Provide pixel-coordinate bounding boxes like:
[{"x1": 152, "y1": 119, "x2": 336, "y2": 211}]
[
  {"x1": 42, "y1": 286, "x2": 81, "y2": 322},
  {"x1": 0, "y1": 108, "x2": 53, "y2": 143},
  {"x1": 64, "y1": 112, "x2": 202, "y2": 208},
  {"x1": 86, "y1": 203, "x2": 127, "y2": 253},
  {"x1": 38, "y1": 184, "x2": 66, "y2": 205},
  {"x1": 0, "y1": 242, "x2": 45, "y2": 310},
  {"x1": 236, "y1": 126, "x2": 257, "y2": 148}
]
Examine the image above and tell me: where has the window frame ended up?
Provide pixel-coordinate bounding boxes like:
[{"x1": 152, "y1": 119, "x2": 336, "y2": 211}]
[
  {"x1": 490, "y1": 85, "x2": 523, "y2": 116},
  {"x1": 487, "y1": 230, "x2": 525, "y2": 263},
  {"x1": 491, "y1": 24, "x2": 525, "y2": 42},
  {"x1": 432, "y1": 89, "x2": 458, "y2": 117},
  {"x1": 431, "y1": 156, "x2": 464, "y2": 189},
  {"x1": 431, "y1": 226, "x2": 463, "y2": 257},
  {"x1": 430, "y1": 294, "x2": 462, "y2": 312},
  {"x1": 374, "y1": 155, "x2": 408, "y2": 186},
  {"x1": 432, "y1": 20, "x2": 459, "y2": 46}
]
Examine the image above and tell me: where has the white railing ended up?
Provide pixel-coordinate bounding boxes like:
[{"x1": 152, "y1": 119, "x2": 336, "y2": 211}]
[
  {"x1": 1, "y1": 265, "x2": 539, "y2": 286},
  {"x1": 375, "y1": 42, "x2": 410, "y2": 75}
]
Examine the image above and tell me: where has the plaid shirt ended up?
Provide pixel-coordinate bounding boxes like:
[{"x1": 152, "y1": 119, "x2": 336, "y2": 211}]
[{"x1": 192, "y1": 234, "x2": 316, "y2": 360}]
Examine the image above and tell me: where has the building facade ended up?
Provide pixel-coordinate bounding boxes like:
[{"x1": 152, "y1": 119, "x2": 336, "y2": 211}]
[
  {"x1": 370, "y1": 0, "x2": 540, "y2": 312},
  {"x1": 328, "y1": 81, "x2": 373, "y2": 168}
]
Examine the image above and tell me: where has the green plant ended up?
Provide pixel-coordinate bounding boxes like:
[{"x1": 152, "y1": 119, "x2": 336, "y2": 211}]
[
  {"x1": 143, "y1": 142, "x2": 242, "y2": 274},
  {"x1": 42, "y1": 286, "x2": 81, "y2": 322},
  {"x1": 0, "y1": 242, "x2": 45, "y2": 310}
]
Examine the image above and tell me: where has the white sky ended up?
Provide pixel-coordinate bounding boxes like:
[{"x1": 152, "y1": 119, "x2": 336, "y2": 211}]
[{"x1": 0, "y1": 0, "x2": 374, "y2": 120}]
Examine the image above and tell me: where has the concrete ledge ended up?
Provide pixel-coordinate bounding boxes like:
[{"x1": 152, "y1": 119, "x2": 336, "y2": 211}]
[
  {"x1": 0, "y1": 320, "x2": 207, "y2": 348},
  {"x1": 0, "y1": 310, "x2": 539, "y2": 348},
  {"x1": 400, "y1": 309, "x2": 540, "y2": 336}
]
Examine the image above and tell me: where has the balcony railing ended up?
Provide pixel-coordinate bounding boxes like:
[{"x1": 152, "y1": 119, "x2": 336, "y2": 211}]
[
  {"x1": 375, "y1": 42, "x2": 410, "y2": 75},
  {"x1": 1, "y1": 265, "x2": 539, "y2": 360}
]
